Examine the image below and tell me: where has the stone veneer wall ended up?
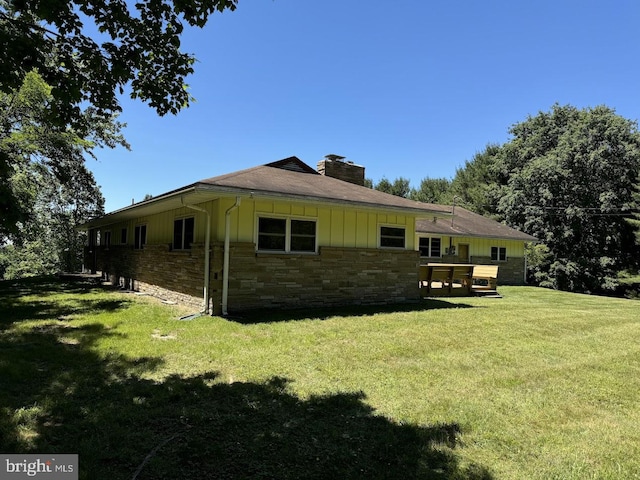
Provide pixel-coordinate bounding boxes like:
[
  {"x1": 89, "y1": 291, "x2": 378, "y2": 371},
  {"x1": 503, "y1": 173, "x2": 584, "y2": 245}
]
[
  {"x1": 91, "y1": 242, "x2": 221, "y2": 312},
  {"x1": 227, "y1": 244, "x2": 420, "y2": 311},
  {"x1": 89, "y1": 242, "x2": 421, "y2": 314}
]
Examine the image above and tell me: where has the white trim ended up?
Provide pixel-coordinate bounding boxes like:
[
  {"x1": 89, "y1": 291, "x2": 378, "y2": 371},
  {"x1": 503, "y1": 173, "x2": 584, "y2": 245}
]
[
  {"x1": 172, "y1": 215, "x2": 195, "y2": 250},
  {"x1": 416, "y1": 235, "x2": 442, "y2": 258},
  {"x1": 255, "y1": 214, "x2": 318, "y2": 254},
  {"x1": 378, "y1": 224, "x2": 406, "y2": 249},
  {"x1": 134, "y1": 224, "x2": 147, "y2": 250},
  {"x1": 491, "y1": 246, "x2": 507, "y2": 262}
]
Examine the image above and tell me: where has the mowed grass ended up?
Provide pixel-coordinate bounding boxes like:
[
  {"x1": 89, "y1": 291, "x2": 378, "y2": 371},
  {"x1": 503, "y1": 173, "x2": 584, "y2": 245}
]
[{"x1": 1, "y1": 277, "x2": 639, "y2": 479}]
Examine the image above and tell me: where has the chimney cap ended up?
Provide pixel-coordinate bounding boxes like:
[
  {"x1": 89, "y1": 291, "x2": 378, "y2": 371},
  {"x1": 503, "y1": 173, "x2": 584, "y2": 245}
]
[{"x1": 324, "y1": 154, "x2": 346, "y2": 162}]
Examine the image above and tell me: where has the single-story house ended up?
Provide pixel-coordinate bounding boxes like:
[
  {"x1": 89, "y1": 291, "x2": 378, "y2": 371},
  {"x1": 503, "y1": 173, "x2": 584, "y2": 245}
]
[
  {"x1": 81, "y1": 155, "x2": 535, "y2": 314},
  {"x1": 415, "y1": 207, "x2": 537, "y2": 285}
]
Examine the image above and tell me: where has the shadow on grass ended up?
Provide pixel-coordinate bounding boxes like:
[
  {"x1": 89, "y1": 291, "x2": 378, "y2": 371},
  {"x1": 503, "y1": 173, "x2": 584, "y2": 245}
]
[
  {"x1": 230, "y1": 298, "x2": 476, "y2": 324},
  {"x1": 0, "y1": 276, "x2": 131, "y2": 327},
  {"x1": 1, "y1": 277, "x2": 493, "y2": 479}
]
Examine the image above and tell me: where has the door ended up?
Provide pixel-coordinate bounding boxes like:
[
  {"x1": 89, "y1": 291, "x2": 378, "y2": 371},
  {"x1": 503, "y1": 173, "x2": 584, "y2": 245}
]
[{"x1": 458, "y1": 244, "x2": 469, "y2": 262}]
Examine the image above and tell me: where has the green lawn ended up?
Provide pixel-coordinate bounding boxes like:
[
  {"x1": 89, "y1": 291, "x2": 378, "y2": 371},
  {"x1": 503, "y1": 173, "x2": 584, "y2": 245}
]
[{"x1": 1, "y1": 277, "x2": 639, "y2": 479}]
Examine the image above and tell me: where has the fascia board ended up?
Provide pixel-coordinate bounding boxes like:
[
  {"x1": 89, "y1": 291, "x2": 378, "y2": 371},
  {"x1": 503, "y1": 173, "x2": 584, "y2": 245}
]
[{"x1": 194, "y1": 184, "x2": 453, "y2": 219}]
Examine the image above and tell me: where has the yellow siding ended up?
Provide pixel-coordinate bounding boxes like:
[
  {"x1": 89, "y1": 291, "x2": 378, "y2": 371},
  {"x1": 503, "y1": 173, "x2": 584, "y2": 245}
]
[
  {"x1": 330, "y1": 209, "x2": 344, "y2": 247},
  {"x1": 234, "y1": 199, "x2": 254, "y2": 242},
  {"x1": 343, "y1": 211, "x2": 357, "y2": 245},
  {"x1": 415, "y1": 233, "x2": 526, "y2": 259},
  {"x1": 98, "y1": 197, "x2": 423, "y2": 251},
  {"x1": 367, "y1": 213, "x2": 377, "y2": 248}
]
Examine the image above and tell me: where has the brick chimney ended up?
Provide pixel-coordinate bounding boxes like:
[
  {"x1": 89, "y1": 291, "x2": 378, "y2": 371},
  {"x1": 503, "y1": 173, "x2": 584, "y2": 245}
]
[{"x1": 317, "y1": 154, "x2": 365, "y2": 186}]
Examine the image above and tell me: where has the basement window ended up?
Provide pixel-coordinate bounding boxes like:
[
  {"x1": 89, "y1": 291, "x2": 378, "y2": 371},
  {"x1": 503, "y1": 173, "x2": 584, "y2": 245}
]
[
  {"x1": 257, "y1": 217, "x2": 316, "y2": 253},
  {"x1": 173, "y1": 217, "x2": 195, "y2": 250},
  {"x1": 491, "y1": 246, "x2": 507, "y2": 261},
  {"x1": 380, "y1": 226, "x2": 405, "y2": 248}
]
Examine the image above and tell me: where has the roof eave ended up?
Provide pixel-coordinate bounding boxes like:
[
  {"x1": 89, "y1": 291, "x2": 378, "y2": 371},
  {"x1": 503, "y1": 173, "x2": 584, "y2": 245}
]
[
  {"x1": 80, "y1": 182, "x2": 453, "y2": 231},
  {"x1": 416, "y1": 229, "x2": 538, "y2": 242},
  {"x1": 194, "y1": 183, "x2": 453, "y2": 218}
]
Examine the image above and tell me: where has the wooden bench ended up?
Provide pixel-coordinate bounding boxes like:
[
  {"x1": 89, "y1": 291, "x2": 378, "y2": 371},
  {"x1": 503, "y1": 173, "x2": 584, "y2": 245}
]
[
  {"x1": 420, "y1": 264, "x2": 474, "y2": 297},
  {"x1": 472, "y1": 265, "x2": 499, "y2": 290}
]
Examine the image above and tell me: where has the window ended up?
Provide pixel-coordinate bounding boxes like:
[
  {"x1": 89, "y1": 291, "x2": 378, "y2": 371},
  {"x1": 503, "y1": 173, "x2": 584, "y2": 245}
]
[
  {"x1": 258, "y1": 218, "x2": 286, "y2": 251},
  {"x1": 103, "y1": 231, "x2": 111, "y2": 248},
  {"x1": 134, "y1": 225, "x2": 147, "y2": 249},
  {"x1": 290, "y1": 219, "x2": 316, "y2": 252},
  {"x1": 380, "y1": 226, "x2": 405, "y2": 248},
  {"x1": 419, "y1": 237, "x2": 441, "y2": 257},
  {"x1": 173, "y1": 217, "x2": 195, "y2": 250},
  {"x1": 120, "y1": 228, "x2": 127, "y2": 244},
  {"x1": 491, "y1": 247, "x2": 507, "y2": 261},
  {"x1": 257, "y1": 217, "x2": 316, "y2": 253}
]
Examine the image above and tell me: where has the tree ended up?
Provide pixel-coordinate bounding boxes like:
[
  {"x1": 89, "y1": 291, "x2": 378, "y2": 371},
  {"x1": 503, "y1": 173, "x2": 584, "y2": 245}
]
[
  {"x1": 1, "y1": 70, "x2": 125, "y2": 238},
  {"x1": 448, "y1": 144, "x2": 503, "y2": 216},
  {"x1": 0, "y1": 159, "x2": 104, "y2": 278},
  {"x1": 493, "y1": 104, "x2": 640, "y2": 292},
  {"x1": 409, "y1": 177, "x2": 451, "y2": 203},
  {"x1": 374, "y1": 177, "x2": 411, "y2": 198},
  {"x1": 0, "y1": 71, "x2": 123, "y2": 278},
  {"x1": 0, "y1": 0, "x2": 238, "y2": 127},
  {"x1": 628, "y1": 172, "x2": 640, "y2": 248}
]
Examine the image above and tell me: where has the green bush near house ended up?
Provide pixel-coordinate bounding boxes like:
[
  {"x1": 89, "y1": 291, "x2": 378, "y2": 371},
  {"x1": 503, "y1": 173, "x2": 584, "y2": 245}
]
[{"x1": 1, "y1": 277, "x2": 639, "y2": 479}]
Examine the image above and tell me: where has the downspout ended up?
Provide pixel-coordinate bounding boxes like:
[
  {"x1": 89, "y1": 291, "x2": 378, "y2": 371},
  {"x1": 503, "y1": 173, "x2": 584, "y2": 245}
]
[
  {"x1": 183, "y1": 199, "x2": 211, "y2": 315},
  {"x1": 222, "y1": 197, "x2": 241, "y2": 315}
]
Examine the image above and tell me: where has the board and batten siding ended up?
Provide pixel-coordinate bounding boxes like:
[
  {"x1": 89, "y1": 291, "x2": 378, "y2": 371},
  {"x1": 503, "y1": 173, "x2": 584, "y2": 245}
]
[
  {"x1": 96, "y1": 197, "x2": 419, "y2": 251},
  {"x1": 456, "y1": 237, "x2": 525, "y2": 258},
  {"x1": 416, "y1": 235, "x2": 526, "y2": 258},
  {"x1": 219, "y1": 197, "x2": 416, "y2": 250}
]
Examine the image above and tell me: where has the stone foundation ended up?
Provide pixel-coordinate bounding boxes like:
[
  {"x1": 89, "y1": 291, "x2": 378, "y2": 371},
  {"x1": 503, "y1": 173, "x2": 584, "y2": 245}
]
[
  {"x1": 87, "y1": 243, "x2": 421, "y2": 314},
  {"x1": 228, "y1": 244, "x2": 420, "y2": 311}
]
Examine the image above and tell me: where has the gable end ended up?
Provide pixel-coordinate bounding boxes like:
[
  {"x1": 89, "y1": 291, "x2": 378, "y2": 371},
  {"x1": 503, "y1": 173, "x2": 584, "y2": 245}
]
[{"x1": 266, "y1": 157, "x2": 319, "y2": 174}]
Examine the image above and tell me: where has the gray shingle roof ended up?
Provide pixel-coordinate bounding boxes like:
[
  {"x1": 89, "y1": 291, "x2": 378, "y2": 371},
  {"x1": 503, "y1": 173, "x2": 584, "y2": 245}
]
[
  {"x1": 196, "y1": 157, "x2": 451, "y2": 215},
  {"x1": 416, "y1": 206, "x2": 537, "y2": 242}
]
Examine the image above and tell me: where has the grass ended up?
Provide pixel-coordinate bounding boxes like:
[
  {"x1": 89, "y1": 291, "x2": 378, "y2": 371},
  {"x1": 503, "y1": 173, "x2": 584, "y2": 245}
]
[{"x1": 1, "y1": 277, "x2": 639, "y2": 479}]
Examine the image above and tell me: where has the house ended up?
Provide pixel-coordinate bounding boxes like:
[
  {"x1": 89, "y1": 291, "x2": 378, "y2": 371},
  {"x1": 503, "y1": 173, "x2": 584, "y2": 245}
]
[
  {"x1": 82, "y1": 156, "x2": 453, "y2": 314},
  {"x1": 81, "y1": 155, "x2": 535, "y2": 314},
  {"x1": 415, "y1": 206, "x2": 537, "y2": 285}
]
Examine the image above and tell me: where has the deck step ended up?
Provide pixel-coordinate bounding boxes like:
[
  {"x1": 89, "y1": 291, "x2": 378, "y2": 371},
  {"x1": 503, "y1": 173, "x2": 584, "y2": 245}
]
[{"x1": 472, "y1": 289, "x2": 502, "y2": 298}]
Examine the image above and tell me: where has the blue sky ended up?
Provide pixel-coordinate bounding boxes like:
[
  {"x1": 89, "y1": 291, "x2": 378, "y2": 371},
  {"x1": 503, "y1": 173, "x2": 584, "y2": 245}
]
[{"x1": 89, "y1": 0, "x2": 640, "y2": 212}]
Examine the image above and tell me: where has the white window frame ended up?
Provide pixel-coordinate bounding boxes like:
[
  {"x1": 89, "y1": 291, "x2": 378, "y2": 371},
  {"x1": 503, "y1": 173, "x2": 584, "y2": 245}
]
[
  {"x1": 491, "y1": 246, "x2": 507, "y2": 262},
  {"x1": 173, "y1": 216, "x2": 195, "y2": 250},
  {"x1": 134, "y1": 224, "x2": 147, "y2": 250},
  {"x1": 256, "y1": 216, "x2": 318, "y2": 254},
  {"x1": 379, "y1": 224, "x2": 406, "y2": 249},
  {"x1": 418, "y1": 236, "x2": 441, "y2": 258}
]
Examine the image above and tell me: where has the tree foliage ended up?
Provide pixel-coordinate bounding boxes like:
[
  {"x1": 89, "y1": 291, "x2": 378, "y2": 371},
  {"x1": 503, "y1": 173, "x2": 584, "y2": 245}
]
[
  {"x1": 464, "y1": 104, "x2": 640, "y2": 292},
  {"x1": 447, "y1": 144, "x2": 503, "y2": 216},
  {"x1": 409, "y1": 177, "x2": 451, "y2": 204},
  {"x1": 1, "y1": 0, "x2": 238, "y2": 126},
  {"x1": 370, "y1": 105, "x2": 640, "y2": 293},
  {"x1": 0, "y1": 71, "x2": 123, "y2": 278},
  {"x1": 373, "y1": 177, "x2": 411, "y2": 198}
]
